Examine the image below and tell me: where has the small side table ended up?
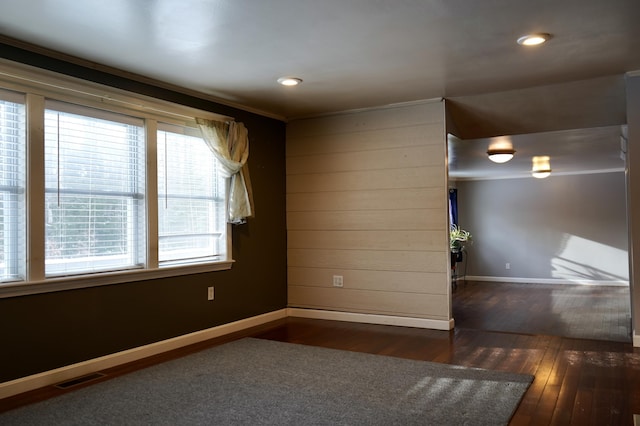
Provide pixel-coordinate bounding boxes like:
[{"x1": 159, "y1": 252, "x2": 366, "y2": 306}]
[{"x1": 451, "y1": 248, "x2": 468, "y2": 289}]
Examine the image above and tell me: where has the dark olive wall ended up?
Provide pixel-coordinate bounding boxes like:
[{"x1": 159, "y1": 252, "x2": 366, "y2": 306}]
[{"x1": 0, "y1": 45, "x2": 287, "y2": 382}]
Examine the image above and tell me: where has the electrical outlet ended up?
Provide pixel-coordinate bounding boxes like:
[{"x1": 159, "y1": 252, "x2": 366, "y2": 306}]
[
  {"x1": 505, "y1": 263, "x2": 511, "y2": 270},
  {"x1": 207, "y1": 286, "x2": 214, "y2": 301},
  {"x1": 332, "y1": 275, "x2": 343, "y2": 287},
  {"x1": 332, "y1": 275, "x2": 344, "y2": 287}
]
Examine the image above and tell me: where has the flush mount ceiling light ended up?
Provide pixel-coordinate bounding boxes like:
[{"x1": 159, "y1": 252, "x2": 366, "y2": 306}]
[
  {"x1": 532, "y1": 156, "x2": 552, "y2": 178},
  {"x1": 487, "y1": 137, "x2": 515, "y2": 163},
  {"x1": 277, "y1": 77, "x2": 302, "y2": 86},
  {"x1": 517, "y1": 33, "x2": 552, "y2": 46},
  {"x1": 487, "y1": 149, "x2": 515, "y2": 163}
]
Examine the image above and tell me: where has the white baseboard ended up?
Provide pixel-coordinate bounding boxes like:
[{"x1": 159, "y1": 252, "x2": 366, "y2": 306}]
[
  {"x1": 0, "y1": 309, "x2": 288, "y2": 400},
  {"x1": 287, "y1": 308, "x2": 454, "y2": 331},
  {"x1": 2, "y1": 305, "x2": 634, "y2": 400},
  {"x1": 465, "y1": 275, "x2": 629, "y2": 286}
]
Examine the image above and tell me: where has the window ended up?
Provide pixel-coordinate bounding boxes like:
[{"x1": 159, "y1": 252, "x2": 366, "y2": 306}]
[
  {"x1": 0, "y1": 90, "x2": 26, "y2": 282},
  {"x1": 44, "y1": 102, "x2": 146, "y2": 276},
  {"x1": 157, "y1": 124, "x2": 227, "y2": 265},
  {"x1": 0, "y1": 62, "x2": 234, "y2": 294}
]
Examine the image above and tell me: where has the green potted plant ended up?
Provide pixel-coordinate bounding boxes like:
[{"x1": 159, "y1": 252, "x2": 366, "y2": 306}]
[
  {"x1": 450, "y1": 225, "x2": 471, "y2": 268},
  {"x1": 450, "y1": 225, "x2": 472, "y2": 253}
]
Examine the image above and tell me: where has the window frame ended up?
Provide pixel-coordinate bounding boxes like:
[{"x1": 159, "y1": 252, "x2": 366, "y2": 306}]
[
  {"x1": 44, "y1": 102, "x2": 148, "y2": 277},
  {"x1": 0, "y1": 60, "x2": 234, "y2": 298},
  {"x1": 0, "y1": 89, "x2": 26, "y2": 283},
  {"x1": 156, "y1": 123, "x2": 228, "y2": 266}
]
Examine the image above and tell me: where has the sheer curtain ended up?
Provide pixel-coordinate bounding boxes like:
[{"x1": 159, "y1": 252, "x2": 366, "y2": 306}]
[{"x1": 196, "y1": 118, "x2": 254, "y2": 224}]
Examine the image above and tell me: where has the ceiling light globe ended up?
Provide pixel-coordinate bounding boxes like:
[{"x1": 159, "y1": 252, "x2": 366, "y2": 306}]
[
  {"x1": 488, "y1": 153, "x2": 514, "y2": 163},
  {"x1": 532, "y1": 171, "x2": 551, "y2": 179},
  {"x1": 487, "y1": 145, "x2": 515, "y2": 163}
]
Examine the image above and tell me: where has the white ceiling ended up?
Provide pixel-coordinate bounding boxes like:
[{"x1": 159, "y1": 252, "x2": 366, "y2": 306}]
[
  {"x1": 448, "y1": 125, "x2": 627, "y2": 180},
  {"x1": 1, "y1": 0, "x2": 639, "y2": 178}
]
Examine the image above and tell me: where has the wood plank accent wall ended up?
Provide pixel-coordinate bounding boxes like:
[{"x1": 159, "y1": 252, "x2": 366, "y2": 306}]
[{"x1": 286, "y1": 101, "x2": 450, "y2": 322}]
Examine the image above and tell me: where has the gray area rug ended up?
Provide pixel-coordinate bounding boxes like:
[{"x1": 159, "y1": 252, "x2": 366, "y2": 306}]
[{"x1": 0, "y1": 338, "x2": 533, "y2": 425}]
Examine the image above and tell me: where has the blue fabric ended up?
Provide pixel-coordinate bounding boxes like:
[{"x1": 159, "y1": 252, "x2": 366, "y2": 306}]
[{"x1": 449, "y1": 188, "x2": 458, "y2": 226}]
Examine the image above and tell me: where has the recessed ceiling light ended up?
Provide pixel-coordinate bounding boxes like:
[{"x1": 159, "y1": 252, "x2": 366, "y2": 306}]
[
  {"x1": 517, "y1": 33, "x2": 552, "y2": 46},
  {"x1": 277, "y1": 77, "x2": 302, "y2": 86}
]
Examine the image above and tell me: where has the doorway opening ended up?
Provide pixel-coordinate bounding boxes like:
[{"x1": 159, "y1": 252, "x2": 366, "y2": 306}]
[{"x1": 447, "y1": 128, "x2": 632, "y2": 343}]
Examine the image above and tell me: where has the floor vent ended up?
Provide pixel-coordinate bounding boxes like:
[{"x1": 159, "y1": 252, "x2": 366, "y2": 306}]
[{"x1": 54, "y1": 372, "x2": 107, "y2": 389}]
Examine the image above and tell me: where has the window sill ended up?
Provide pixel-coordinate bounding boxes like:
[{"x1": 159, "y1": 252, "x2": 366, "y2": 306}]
[{"x1": 0, "y1": 260, "x2": 234, "y2": 299}]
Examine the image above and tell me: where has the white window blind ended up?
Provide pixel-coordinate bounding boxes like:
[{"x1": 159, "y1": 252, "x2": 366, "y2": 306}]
[
  {"x1": 44, "y1": 101, "x2": 146, "y2": 276},
  {"x1": 157, "y1": 123, "x2": 227, "y2": 265},
  {"x1": 0, "y1": 90, "x2": 26, "y2": 282}
]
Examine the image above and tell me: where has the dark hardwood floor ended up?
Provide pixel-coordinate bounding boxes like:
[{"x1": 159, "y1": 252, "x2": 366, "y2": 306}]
[
  {"x1": 453, "y1": 281, "x2": 632, "y2": 343},
  {"x1": 2, "y1": 281, "x2": 639, "y2": 425}
]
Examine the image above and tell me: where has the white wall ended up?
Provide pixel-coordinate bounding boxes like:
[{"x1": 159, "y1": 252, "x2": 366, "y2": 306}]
[
  {"x1": 456, "y1": 172, "x2": 628, "y2": 285},
  {"x1": 286, "y1": 101, "x2": 450, "y2": 327}
]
